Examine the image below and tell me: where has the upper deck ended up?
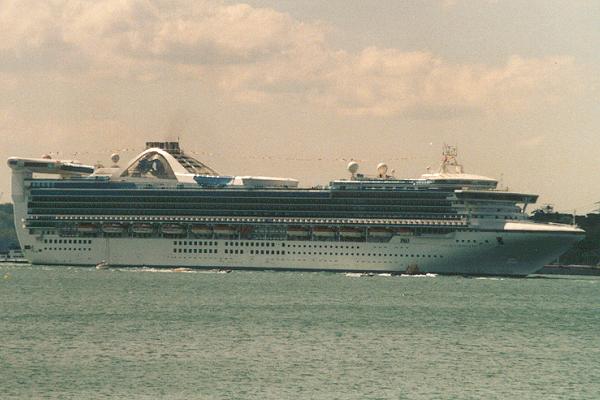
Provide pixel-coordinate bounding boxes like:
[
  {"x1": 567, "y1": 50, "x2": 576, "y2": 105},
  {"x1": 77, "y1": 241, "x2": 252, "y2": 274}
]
[{"x1": 9, "y1": 142, "x2": 537, "y2": 223}]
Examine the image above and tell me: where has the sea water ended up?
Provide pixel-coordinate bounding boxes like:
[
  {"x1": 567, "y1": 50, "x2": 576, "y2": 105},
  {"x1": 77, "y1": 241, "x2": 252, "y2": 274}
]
[{"x1": 1, "y1": 264, "x2": 599, "y2": 399}]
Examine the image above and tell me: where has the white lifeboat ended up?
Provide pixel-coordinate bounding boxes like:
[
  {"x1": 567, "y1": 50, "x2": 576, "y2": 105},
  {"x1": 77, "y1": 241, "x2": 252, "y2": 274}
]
[
  {"x1": 191, "y1": 225, "x2": 212, "y2": 236},
  {"x1": 339, "y1": 227, "x2": 364, "y2": 238},
  {"x1": 102, "y1": 223, "x2": 125, "y2": 234},
  {"x1": 312, "y1": 226, "x2": 336, "y2": 238},
  {"x1": 368, "y1": 227, "x2": 393, "y2": 238},
  {"x1": 395, "y1": 227, "x2": 413, "y2": 236},
  {"x1": 161, "y1": 224, "x2": 185, "y2": 235},
  {"x1": 131, "y1": 223, "x2": 154, "y2": 234},
  {"x1": 287, "y1": 226, "x2": 310, "y2": 237},
  {"x1": 214, "y1": 225, "x2": 237, "y2": 236},
  {"x1": 77, "y1": 223, "x2": 98, "y2": 233}
]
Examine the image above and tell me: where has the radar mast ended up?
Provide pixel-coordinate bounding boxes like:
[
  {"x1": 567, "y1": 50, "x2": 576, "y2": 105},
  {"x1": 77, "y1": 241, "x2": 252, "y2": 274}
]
[{"x1": 439, "y1": 144, "x2": 464, "y2": 174}]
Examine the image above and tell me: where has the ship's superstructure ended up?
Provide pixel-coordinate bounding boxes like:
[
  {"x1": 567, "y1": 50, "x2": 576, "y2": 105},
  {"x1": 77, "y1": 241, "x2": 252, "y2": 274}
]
[{"x1": 8, "y1": 142, "x2": 584, "y2": 275}]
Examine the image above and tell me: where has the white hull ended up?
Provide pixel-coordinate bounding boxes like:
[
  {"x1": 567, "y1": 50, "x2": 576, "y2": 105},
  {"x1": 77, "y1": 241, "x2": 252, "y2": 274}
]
[
  {"x1": 18, "y1": 230, "x2": 581, "y2": 276},
  {"x1": 8, "y1": 153, "x2": 584, "y2": 276}
]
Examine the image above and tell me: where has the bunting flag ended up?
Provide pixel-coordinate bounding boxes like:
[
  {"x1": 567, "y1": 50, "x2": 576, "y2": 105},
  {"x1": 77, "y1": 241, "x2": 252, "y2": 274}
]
[{"x1": 46, "y1": 147, "x2": 428, "y2": 165}]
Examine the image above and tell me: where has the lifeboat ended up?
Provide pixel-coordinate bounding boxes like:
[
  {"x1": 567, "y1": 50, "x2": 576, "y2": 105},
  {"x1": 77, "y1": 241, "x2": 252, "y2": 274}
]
[
  {"x1": 239, "y1": 225, "x2": 253, "y2": 237},
  {"x1": 395, "y1": 227, "x2": 413, "y2": 235},
  {"x1": 191, "y1": 225, "x2": 212, "y2": 236},
  {"x1": 77, "y1": 223, "x2": 98, "y2": 233},
  {"x1": 339, "y1": 227, "x2": 364, "y2": 238},
  {"x1": 312, "y1": 226, "x2": 336, "y2": 238},
  {"x1": 214, "y1": 225, "x2": 237, "y2": 236},
  {"x1": 131, "y1": 223, "x2": 154, "y2": 234},
  {"x1": 287, "y1": 226, "x2": 310, "y2": 237},
  {"x1": 367, "y1": 227, "x2": 393, "y2": 239},
  {"x1": 161, "y1": 224, "x2": 185, "y2": 235},
  {"x1": 102, "y1": 223, "x2": 126, "y2": 234}
]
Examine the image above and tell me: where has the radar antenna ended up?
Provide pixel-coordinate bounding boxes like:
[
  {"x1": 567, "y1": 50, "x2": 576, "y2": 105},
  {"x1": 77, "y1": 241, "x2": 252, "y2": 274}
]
[
  {"x1": 440, "y1": 144, "x2": 464, "y2": 174},
  {"x1": 347, "y1": 161, "x2": 359, "y2": 179}
]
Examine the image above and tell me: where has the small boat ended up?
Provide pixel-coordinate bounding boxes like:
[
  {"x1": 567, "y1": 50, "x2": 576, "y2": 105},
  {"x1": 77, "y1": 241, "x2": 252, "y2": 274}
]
[
  {"x1": 312, "y1": 226, "x2": 336, "y2": 238},
  {"x1": 367, "y1": 227, "x2": 393, "y2": 238},
  {"x1": 102, "y1": 223, "x2": 125, "y2": 234},
  {"x1": 191, "y1": 225, "x2": 212, "y2": 236},
  {"x1": 339, "y1": 227, "x2": 364, "y2": 238},
  {"x1": 95, "y1": 260, "x2": 109, "y2": 270},
  {"x1": 161, "y1": 224, "x2": 185, "y2": 235},
  {"x1": 287, "y1": 226, "x2": 310, "y2": 237},
  {"x1": 405, "y1": 264, "x2": 421, "y2": 275},
  {"x1": 213, "y1": 225, "x2": 237, "y2": 236},
  {"x1": 131, "y1": 223, "x2": 154, "y2": 234},
  {"x1": 194, "y1": 175, "x2": 234, "y2": 187},
  {"x1": 77, "y1": 223, "x2": 98, "y2": 233}
]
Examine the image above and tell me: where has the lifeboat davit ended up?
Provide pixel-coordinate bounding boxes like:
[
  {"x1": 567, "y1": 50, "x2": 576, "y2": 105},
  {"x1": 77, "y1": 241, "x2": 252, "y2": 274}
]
[
  {"x1": 339, "y1": 227, "x2": 364, "y2": 238},
  {"x1": 368, "y1": 227, "x2": 393, "y2": 238},
  {"x1": 191, "y1": 225, "x2": 212, "y2": 236},
  {"x1": 131, "y1": 223, "x2": 154, "y2": 234},
  {"x1": 287, "y1": 226, "x2": 310, "y2": 237},
  {"x1": 161, "y1": 224, "x2": 185, "y2": 235},
  {"x1": 102, "y1": 223, "x2": 125, "y2": 234},
  {"x1": 312, "y1": 226, "x2": 336, "y2": 238},
  {"x1": 214, "y1": 225, "x2": 237, "y2": 236},
  {"x1": 77, "y1": 223, "x2": 98, "y2": 233}
]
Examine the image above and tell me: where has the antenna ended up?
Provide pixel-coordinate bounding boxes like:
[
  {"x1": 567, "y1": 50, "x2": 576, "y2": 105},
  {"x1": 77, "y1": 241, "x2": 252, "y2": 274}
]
[{"x1": 440, "y1": 144, "x2": 463, "y2": 174}]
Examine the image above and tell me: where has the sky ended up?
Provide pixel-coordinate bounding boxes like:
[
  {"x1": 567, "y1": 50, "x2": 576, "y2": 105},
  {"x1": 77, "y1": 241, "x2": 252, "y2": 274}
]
[{"x1": 1, "y1": 0, "x2": 599, "y2": 212}]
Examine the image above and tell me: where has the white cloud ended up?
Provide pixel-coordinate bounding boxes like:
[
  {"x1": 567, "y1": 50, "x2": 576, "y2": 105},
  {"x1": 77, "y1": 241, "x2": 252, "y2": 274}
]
[{"x1": 0, "y1": 0, "x2": 587, "y2": 118}]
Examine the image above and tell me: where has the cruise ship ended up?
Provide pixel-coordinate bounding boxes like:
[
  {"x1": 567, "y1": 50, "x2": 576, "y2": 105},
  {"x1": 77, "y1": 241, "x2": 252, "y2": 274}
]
[{"x1": 8, "y1": 141, "x2": 584, "y2": 276}]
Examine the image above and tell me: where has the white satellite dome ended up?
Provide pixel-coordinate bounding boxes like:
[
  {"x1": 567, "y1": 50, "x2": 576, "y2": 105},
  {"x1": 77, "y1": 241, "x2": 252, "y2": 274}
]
[
  {"x1": 347, "y1": 161, "x2": 359, "y2": 175},
  {"x1": 377, "y1": 162, "x2": 388, "y2": 177},
  {"x1": 111, "y1": 153, "x2": 120, "y2": 165}
]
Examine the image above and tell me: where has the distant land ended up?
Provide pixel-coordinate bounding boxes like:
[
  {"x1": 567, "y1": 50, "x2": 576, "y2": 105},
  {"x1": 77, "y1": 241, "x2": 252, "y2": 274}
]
[
  {"x1": 531, "y1": 209, "x2": 600, "y2": 266},
  {"x1": 0, "y1": 203, "x2": 598, "y2": 265},
  {"x1": 0, "y1": 203, "x2": 19, "y2": 252}
]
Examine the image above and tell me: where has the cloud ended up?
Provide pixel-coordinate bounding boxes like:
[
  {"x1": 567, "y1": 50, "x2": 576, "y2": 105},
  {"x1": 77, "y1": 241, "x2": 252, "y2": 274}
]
[{"x1": 0, "y1": 0, "x2": 586, "y2": 118}]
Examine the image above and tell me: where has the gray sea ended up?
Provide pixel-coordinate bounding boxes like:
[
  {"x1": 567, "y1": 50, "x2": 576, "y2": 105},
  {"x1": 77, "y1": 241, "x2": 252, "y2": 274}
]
[{"x1": 1, "y1": 264, "x2": 599, "y2": 399}]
